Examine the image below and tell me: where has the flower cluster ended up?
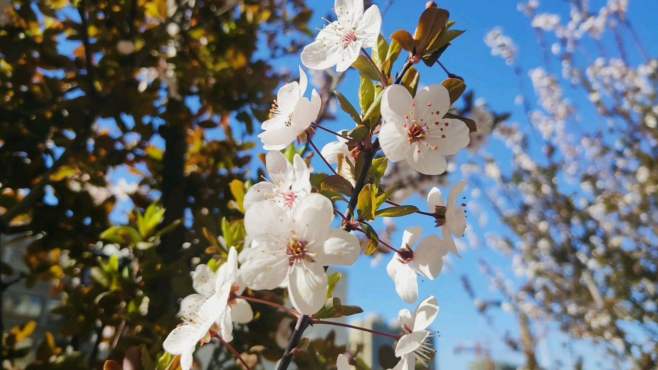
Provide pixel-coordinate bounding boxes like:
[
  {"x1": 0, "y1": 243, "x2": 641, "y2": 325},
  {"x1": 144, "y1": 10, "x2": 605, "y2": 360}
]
[{"x1": 163, "y1": 1, "x2": 476, "y2": 368}]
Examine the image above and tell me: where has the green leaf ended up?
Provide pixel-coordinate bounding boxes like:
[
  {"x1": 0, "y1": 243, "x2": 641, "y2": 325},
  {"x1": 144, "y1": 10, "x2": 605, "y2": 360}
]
[
  {"x1": 373, "y1": 34, "x2": 389, "y2": 68},
  {"x1": 326, "y1": 272, "x2": 342, "y2": 299},
  {"x1": 383, "y1": 39, "x2": 403, "y2": 76},
  {"x1": 351, "y1": 55, "x2": 382, "y2": 82},
  {"x1": 359, "y1": 76, "x2": 375, "y2": 114},
  {"x1": 221, "y1": 218, "x2": 246, "y2": 249},
  {"x1": 335, "y1": 91, "x2": 362, "y2": 124},
  {"x1": 357, "y1": 184, "x2": 374, "y2": 221},
  {"x1": 401, "y1": 67, "x2": 420, "y2": 97},
  {"x1": 376, "y1": 205, "x2": 419, "y2": 217},
  {"x1": 369, "y1": 157, "x2": 388, "y2": 184},
  {"x1": 362, "y1": 87, "x2": 384, "y2": 125},
  {"x1": 442, "y1": 78, "x2": 466, "y2": 104},
  {"x1": 100, "y1": 226, "x2": 142, "y2": 245},
  {"x1": 321, "y1": 175, "x2": 354, "y2": 195},
  {"x1": 349, "y1": 125, "x2": 370, "y2": 141},
  {"x1": 228, "y1": 179, "x2": 246, "y2": 213},
  {"x1": 137, "y1": 203, "x2": 165, "y2": 238},
  {"x1": 284, "y1": 144, "x2": 297, "y2": 162},
  {"x1": 313, "y1": 297, "x2": 363, "y2": 319}
]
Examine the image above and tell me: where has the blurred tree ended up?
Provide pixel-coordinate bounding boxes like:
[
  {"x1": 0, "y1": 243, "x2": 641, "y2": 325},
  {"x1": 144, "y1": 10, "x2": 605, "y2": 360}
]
[
  {"x1": 0, "y1": 0, "x2": 312, "y2": 367},
  {"x1": 454, "y1": 1, "x2": 657, "y2": 369}
]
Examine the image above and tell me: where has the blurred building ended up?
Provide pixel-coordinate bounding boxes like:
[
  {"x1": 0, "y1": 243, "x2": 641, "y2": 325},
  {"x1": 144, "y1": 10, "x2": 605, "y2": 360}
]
[{"x1": 349, "y1": 315, "x2": 436, "y2": 370}]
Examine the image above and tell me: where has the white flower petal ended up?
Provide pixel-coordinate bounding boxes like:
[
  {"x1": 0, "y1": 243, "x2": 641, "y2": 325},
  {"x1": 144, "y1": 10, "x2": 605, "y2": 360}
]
[
  {"x1": 231, "y1": 298, "x2": 253, "y2": 324},
  {"x1": 266, "y1": 150, "x2": 290, "y2": 185},
  {"x1": 321, "y1": 140, "x2": 350, "y2": 164},
  {"x1": 357, "y1": 5, "x2": 381, "y2": 48},
  {"x1": 390, "y1": 355, "x2": 415, "y2": 370},
  {"x1": 336, "y1": 42, "x2": 362, "y2": 72},
  {"x1": 244, "y1": 200, "x2": 292, "y2": 240},
  {"x1": 427, "y1": 118, "x2": 470, "y2": 155},
  {"x1": 387, "y1": 257, "x2": 418, "y2": 304},
  {"x1": 414, "y1": 84, "x2": 451, "y2": 123},
  {"x1": 395, "y1": 331, "x2": 428, "y2": 357},
  {"x1": 319, "y1": 229, "x2": 360, "y2": 266},
  {"x1": 379, "y1": 121, "x2": 409, "y2": 162},
  {"x1": 180, "y1": 351, "x2": 194, "y2": 370},
  {"x1": 163, "y1": 325, "x2": 201, "y2": 355},
  {"x1": 414, "y1": 236, "x2": 444, "y2": 279},
  {"x1": 292, "y1": 154, "x2": 312, "y2": 194},
  {"x1": 215, "y1": 247, "x2": 238, "y2": 294},
  {"x1": 179, "y1": 294, "x2": 207, "y2": 319},
  {"x1": 239, "y1": 247, "x2": 289, "y2": 290},
  {"x1": 406, "y1": 146, "x2": 447, "y2": 175},
  {"x1": 277, "y1": 81, "x2": 301, "y2": 112},
  {"x1": 288, "y1": 261, "x2": 328, "y2": 314},
  {"x1": 335, "y1": 0, "x2": 364, "y2": 26},
  {"x1": 447, "y1": 180, "x2": 467, "y2": 236},
  {"x1": 381, "y1": 84, "x2": 413, "y2": 121},
  {"x1": 426, "y1": 187, "x2": 444, "y2": 211},
  {"x1": 293, "y1": 193, "x2": 334, "y2": 242},
  {"x1": 401, "y1": 227, "x2": 422, "y2": 248},
  {"x1": 444, "y1": 234, "x2": 460, "y2": 255},
  {"x1": 191, "y1": 264, "x2": 215, "y2": 297},
  {"x1": 259, "y1": 126, "x2": 298, "y2": 151},
  {"x1": 243, "y1": 181, "x2": 275, "y2": 211},
  {"x1": 301, "y1": 36, "x2": 342, "y2": 70},
  {"x1": 219, "y1": 309, "x2": 234, "y2": 342},
  {"x1": 413, "y1": 296, "x2": 439, "y2": 332},
  {"x1": 398, "y1": 308, "x2": 414, "y2": 330},
  {"x1": 290, "y1": 96, "x2": 318, "y2": 132}
]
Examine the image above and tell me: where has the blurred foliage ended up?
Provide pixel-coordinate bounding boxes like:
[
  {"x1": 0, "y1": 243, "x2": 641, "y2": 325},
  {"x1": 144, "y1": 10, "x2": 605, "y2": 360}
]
[{"x1": 0, "y1": 0, "x2": 313, "y2": 368}]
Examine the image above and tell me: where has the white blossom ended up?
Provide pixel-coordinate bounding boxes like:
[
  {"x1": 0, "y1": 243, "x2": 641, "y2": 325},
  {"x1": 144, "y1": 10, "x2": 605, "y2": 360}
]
[
  {"x1": 240, "y1": 194, "x2": 360, "y2": 314},
  {"x1": 301, "y1": 0, "x2": 381, "y2": 72},
  {"x1": 243, "y1": 151, "x2": 311, "y2": 211},
  {"x1": 427, "y1": 181, "x2": 467, "y2": 254},
  {"x1": 337, "y1": 353, "x2": 356, "y2": 370},
  {"x1": 321, "y1": 137, "x2": 356, "y2": 185},
  {"x1": 259, "y1": 67, "x2": 321, "y2": 150},
  {"x1": 163, "y1": 248, "x2": 251, "y2": 370},
  {"x1": 379, "y1": 84, "x2": 469, "y2": 175},
  {"x1": 390, "y1": 296, "x2": 439, "y2": 370},
  {"x1": 386, "y1": 228, "x2": 448, "y2": 303}
]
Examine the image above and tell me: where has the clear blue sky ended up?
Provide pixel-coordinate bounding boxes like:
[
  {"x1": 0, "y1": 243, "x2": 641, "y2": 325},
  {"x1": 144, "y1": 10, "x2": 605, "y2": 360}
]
[{"x1": 102, "y1": 0, "x2": 657, "y2": 368}]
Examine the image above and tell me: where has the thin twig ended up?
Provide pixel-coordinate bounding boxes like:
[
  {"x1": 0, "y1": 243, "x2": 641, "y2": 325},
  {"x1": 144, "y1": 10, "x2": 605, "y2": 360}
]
[
  {"x1": 311, "y1": 123, "x2": 351, "y2": 140},
  {"x1": 312, "y1": 319, "x2": 400, "y2": 340},
  {"x1": 309, "y1": 138, "x2": 340, "y2": 177},
  {"x1": 276, "y1": 315, "x2": 312, "y2": 370},
  {"x1": 238, "y1": 295, "x2": 299, "y2": 318},
  {"x1": 219, "y1": 336, "x2": 253, "y2": 370}
]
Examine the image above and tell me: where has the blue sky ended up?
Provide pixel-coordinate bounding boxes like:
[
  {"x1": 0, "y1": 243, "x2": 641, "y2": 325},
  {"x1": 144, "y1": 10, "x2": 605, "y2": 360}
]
[{"x1": 95, "y1": 0, "x2": 658, "y2": 368}]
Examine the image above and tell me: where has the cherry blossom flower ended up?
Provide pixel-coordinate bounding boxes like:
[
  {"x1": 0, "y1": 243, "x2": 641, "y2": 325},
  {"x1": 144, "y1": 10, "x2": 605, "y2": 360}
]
[
  {"x1": 379, "y1": 84, "x2": 470, "y2": 175},
  {"x1": 386, "y1": 228, "x2": 448, "y2": 303},
  {"x1": 337, "y1": 353, "x2": 356, "y2": 370},
  {"x1": 243, "y1": 151, "x2": 311, "y2": 211},
  {"x1": 259, "y1": 66, "x2": 321, "y2": 150},
  {"x1": 301, "y1": 0, "x2": 382, "y2": 72},
  {"x1": 427, "y1": 181, "x2": 467, "y2": 254},
  {"x1": 163, "y1": 248, "x2": 251, "y2": 370},
  {"x1": 240, "y1": 194, "x2": 360, "y2": 314},
  {"x1": 390, "y1": 296, "x2": 439, "y2": 370},
  {"x1": 321, "y1": 137, "x2": 356, "y2": 185}
]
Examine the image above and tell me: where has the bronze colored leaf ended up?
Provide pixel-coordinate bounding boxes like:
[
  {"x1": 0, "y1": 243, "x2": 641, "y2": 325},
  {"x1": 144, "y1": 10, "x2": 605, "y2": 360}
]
[
  {"x1": 391, "y1": 30, "x2": 415, "y2": 52},
  {"x1": 414, "y1": 7, "x2": 449, "y2": 54},
  {"x1": 442, "y1": 78, "x2": 466, "y2": 103}
]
